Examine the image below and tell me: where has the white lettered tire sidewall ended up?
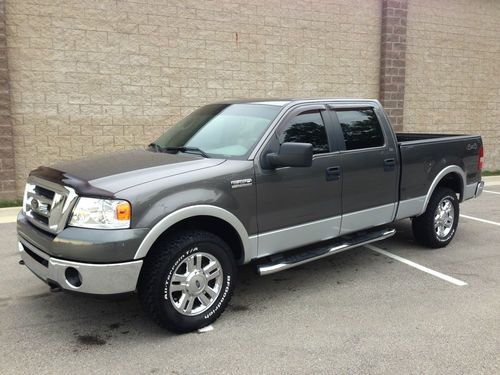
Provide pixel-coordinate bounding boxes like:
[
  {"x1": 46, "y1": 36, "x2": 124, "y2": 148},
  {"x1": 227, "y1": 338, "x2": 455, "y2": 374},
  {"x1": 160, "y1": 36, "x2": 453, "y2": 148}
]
[{"x1": 159, "y1": 236, "x2": 235, "y2": 331}]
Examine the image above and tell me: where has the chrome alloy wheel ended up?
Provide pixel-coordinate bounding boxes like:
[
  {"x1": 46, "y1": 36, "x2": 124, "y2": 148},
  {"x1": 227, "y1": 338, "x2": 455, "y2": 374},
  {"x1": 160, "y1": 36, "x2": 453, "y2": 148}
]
[
  {"x1": 434, "y1": 197, "x2": 455, "y2": 239},
  {"x1": 168, "y1": 252, "x2": 223, "y2": 316}
]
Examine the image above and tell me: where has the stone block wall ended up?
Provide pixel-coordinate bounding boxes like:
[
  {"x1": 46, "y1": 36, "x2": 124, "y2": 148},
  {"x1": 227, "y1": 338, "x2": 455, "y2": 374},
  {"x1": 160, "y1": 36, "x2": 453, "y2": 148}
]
[
  {"x1": 5, "y1": 0, "x2": 381, "y2": 195},
  {"x1": 404, "y1": 0, "x2": 500, "y2": 168},
  {"x1": 0, "y1": 0, "x2": 15, "y2": 199},
  {"x1": 1, "y1": 0, "x2": 499, "y2": 198}
]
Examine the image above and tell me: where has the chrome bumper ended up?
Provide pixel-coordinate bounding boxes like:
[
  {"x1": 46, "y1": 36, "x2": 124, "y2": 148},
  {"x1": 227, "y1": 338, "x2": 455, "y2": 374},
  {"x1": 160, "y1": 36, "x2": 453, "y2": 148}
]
[
  {"x1": 18, "y1": 238, "x2": 143, "y2": 295},
  {"x1": 475, "y1": 180, "x2": 484, "y2": 197},
  {"x1": 463, "y1": 180, "x2": 484, "y2": 201}
]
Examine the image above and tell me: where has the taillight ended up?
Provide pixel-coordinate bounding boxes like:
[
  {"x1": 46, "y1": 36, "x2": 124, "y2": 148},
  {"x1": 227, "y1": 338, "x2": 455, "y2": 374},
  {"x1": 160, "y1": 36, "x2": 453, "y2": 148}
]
[{"x1": 478, "y1": 145, "x2": 484, "y2": 170}]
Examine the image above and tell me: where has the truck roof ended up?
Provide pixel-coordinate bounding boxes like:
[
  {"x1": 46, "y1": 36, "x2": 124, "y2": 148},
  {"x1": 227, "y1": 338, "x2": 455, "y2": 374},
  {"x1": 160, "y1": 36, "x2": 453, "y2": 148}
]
[{"x1": 213, "y1": 98, "x2": 380, "y2": 107}]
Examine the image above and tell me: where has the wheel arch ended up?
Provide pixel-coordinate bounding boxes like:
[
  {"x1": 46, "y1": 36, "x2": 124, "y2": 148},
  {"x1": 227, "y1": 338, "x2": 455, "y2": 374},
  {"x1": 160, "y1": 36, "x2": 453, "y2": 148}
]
[
  {"x1": 134, "y1": 205, "x2": 257, "y2": 264},
  {"x1": 421, "y1": 165, "x2": 465, "y2": 214}
]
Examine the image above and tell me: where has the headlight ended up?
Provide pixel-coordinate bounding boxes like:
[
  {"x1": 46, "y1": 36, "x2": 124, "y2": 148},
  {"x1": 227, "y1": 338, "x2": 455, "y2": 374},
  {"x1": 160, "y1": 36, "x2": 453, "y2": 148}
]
[{"x1": 69, "y1": 198, "x2": 131, "y2": 229}]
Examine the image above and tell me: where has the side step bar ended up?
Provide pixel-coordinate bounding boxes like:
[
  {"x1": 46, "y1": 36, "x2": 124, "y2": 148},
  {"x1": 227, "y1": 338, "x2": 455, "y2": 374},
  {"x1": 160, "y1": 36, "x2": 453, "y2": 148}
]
[{"x1": 257, "y1": 227, "x2": 396, "y2": 276}]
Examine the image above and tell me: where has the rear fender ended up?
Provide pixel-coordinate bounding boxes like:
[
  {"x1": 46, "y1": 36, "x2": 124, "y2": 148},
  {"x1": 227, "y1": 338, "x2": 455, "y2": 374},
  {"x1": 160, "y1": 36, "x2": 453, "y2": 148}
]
[{"x1": 421, "y1": 165, "x2": 465, "y2": 214}]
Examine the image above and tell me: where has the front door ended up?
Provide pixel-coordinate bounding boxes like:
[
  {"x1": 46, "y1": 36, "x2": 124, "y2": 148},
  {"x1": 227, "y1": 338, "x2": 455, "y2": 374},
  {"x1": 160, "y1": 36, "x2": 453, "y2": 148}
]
[{"x1": 254, "y1": 104, "x2": 343, "y2": 257}]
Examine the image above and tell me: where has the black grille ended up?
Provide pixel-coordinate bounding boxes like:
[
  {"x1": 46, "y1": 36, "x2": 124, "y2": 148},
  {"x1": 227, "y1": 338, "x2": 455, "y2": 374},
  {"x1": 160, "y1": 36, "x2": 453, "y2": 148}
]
[
  {"x1": 34, "y1": 185, "x2": 55, "y2": 200},
  {"x1": 22, "y1": 243, "x2": 49, "y2": 268},
  {"x1": 32, "y1": 211, "x2": 49, "y2": 225}
]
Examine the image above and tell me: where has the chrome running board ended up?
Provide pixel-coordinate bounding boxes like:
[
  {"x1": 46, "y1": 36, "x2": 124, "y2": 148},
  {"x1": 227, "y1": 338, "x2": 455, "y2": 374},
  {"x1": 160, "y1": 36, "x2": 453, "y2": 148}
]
[{"x1": 257, "y1": 227, "x2": 396, "y2": 276}]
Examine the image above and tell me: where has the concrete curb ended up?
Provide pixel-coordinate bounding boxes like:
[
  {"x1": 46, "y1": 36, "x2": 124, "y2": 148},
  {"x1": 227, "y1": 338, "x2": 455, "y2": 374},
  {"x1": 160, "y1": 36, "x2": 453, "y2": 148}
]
[
  {"x1": 0, "y1": 207, "x2": 20, "y2": 224},
  {"x1": 0, "y1": 206, "x2": 22, "y2": 212}
]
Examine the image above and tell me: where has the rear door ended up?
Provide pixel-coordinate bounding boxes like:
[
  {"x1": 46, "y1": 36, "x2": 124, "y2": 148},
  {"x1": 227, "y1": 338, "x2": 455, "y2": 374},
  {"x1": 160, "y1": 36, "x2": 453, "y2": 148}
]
[
  {"x1": 254, "y1": 104, "x2": 343, "y2": 257},
  {"x1": 328, "y1": 105, "x2": 398, "y2": 234}
]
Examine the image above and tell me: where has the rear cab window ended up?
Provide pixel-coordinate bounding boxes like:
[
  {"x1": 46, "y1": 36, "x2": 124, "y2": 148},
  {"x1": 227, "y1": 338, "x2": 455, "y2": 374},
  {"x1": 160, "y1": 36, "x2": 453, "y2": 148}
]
[{"x1": 334, "y1": 108, "x2": 385, "y2": 150}]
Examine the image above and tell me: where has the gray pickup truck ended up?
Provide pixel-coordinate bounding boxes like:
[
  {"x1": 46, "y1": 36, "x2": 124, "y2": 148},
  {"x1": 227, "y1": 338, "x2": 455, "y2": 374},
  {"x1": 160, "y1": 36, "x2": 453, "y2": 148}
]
[{"x1": 17, "y1": 99, "x2": 484, "y2": 332}]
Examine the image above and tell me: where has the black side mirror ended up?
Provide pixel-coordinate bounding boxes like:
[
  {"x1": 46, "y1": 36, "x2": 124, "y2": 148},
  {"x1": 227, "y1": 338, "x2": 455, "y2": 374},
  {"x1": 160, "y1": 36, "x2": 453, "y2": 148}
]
[{"x1": 266, "y1": 142, "x2": 313, "y2": 168}]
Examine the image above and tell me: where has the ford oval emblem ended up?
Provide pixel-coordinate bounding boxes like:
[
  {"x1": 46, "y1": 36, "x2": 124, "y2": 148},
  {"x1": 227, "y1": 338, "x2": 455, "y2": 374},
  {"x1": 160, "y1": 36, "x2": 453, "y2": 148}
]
[{"x1": 31, "y1": 199, "x2": 39, "y2": 210}]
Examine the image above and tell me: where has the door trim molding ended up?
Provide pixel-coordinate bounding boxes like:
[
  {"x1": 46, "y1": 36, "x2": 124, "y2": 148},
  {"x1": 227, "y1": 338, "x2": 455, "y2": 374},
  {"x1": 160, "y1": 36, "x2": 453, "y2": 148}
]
[
  {"x1": 257, "y1": 215, "x2": 341, "y2": 258},
  {"x1": 340, "y1": 203, "x2": 396, "y2": 235},
  {"x1": 256, "y1": 202, "x2": 397, "y2": 257}
]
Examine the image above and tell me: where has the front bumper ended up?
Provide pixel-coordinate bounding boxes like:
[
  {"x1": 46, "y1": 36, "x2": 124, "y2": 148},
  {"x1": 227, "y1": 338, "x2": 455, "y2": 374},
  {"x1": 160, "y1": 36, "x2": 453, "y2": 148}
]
[
  {"x1": 17, "y1": 211, "x2": 148, "y2": 263},
  {"x1": 19, "y1": 237, "x2": 143, "y2": 295}
]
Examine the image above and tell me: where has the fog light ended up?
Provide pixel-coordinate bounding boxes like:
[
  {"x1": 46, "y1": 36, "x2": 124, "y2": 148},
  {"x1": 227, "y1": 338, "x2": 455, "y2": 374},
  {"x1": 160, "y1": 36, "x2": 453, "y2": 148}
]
[{"x1": 65, "y1": 267, "x2": 82, "y2": 288}]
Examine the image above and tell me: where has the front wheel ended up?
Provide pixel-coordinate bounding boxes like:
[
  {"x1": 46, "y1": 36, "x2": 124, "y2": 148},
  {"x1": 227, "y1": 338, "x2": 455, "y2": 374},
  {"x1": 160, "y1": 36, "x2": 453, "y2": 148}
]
[
  {"x1": 412, "y1": 187, "x2": 459, "y2": 248},
  {"x1": 138, "y1": 230, "x2": 237, "y2": 333}
]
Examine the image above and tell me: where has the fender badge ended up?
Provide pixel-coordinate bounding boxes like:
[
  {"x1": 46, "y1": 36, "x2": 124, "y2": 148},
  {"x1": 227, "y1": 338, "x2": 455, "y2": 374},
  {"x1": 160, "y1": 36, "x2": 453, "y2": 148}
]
[
  {"x1": 231, "y1": 178, "x2": 253, "y2": 189},
  {"x1": 466, "y1": 143, "x2": 478, "y2": 151}
]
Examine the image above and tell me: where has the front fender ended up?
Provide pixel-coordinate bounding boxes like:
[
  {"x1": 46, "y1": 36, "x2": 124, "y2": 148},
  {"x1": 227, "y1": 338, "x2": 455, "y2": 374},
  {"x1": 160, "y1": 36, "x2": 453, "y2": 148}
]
[{"x1": 133, "y1": 205, "x2": 258, "y2": 264}]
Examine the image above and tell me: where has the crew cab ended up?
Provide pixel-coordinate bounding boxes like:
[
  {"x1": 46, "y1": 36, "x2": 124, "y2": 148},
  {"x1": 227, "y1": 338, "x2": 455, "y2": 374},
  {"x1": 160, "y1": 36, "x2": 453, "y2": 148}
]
[{"x1": 17, "y1": 99, "x2": 484, "y2": 332}]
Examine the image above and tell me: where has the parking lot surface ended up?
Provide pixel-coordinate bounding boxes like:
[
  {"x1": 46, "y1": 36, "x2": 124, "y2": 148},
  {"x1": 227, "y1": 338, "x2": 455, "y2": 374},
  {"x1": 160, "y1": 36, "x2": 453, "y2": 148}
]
[{"x1": 1, "y1": 187, "x2": 499, "y2": 374}]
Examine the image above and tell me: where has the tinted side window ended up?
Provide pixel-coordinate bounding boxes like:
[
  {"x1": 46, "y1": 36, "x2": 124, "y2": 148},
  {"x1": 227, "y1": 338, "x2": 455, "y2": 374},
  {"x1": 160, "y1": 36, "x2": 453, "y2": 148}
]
[
  {"x1": 279, "y1": 110, "x2": 329, "y2": 154},
  {"x1": 336, "y1": 109, "x2": 384, "y2": 150}
]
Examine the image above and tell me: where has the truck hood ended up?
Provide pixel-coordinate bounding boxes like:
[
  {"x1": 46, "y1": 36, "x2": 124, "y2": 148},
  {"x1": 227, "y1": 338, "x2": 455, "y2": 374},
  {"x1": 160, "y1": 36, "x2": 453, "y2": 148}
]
[{"x1": 29, "y1": 149, "x2": 226, "y2": 197}]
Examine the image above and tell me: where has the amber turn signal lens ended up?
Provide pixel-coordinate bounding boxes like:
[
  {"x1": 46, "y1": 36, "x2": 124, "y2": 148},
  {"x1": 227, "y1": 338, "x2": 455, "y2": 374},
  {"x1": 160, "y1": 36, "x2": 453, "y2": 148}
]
[{"x1": 116, "y1": 202, "x2": 131, "y2": 221}]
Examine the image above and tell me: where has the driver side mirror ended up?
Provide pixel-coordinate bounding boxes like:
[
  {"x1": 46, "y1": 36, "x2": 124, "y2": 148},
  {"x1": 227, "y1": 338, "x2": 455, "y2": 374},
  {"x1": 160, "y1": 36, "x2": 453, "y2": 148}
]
[{"x1": 266, "y1": 142, "x2": 313, "y2": 168}]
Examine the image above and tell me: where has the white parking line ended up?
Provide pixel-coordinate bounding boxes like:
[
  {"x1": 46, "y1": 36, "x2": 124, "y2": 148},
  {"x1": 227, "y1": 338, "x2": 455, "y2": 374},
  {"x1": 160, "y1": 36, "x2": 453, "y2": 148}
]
[
  {"x1": 460, "y1": 214, "x2": 500, "y2": 227},
  {"x1": 483, "y1": 190, "x2": 500, "y2": 195},
  {"x1": 365, "y1": 244, "x2": 468, "y2": 286}
]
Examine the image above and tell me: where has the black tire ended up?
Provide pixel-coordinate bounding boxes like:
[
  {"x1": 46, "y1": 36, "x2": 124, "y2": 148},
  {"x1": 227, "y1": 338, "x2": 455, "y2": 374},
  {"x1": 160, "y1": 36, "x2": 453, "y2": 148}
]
[
  {"x1": 138, "y1": 230, "x2": 237, "y2": 333},
  {"x1": 412, "y1": 187, "x2": 459, "y2": 248}
]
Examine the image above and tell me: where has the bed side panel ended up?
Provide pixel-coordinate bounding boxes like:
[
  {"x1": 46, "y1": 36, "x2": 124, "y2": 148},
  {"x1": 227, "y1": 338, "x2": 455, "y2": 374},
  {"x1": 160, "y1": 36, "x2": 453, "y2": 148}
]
[{"x1": 399, "y1": 136, "x2": 482, "y2": 202}]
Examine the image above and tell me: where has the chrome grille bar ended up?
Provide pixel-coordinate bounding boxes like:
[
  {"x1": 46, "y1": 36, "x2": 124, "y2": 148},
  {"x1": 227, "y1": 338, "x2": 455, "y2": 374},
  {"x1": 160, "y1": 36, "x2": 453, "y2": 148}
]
[{"x1": 23, "y1": 176, "x2": 78, "y2": 234}]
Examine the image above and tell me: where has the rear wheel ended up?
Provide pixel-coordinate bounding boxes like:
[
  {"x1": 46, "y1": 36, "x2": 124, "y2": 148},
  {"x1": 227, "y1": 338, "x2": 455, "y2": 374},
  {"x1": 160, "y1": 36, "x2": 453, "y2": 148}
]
[
  {"x1": 138, "y1": 230, "x2": 237, "y2": 333},
  {"x1": 412, "y1": 187, "x2": 459, "y2": 248}
]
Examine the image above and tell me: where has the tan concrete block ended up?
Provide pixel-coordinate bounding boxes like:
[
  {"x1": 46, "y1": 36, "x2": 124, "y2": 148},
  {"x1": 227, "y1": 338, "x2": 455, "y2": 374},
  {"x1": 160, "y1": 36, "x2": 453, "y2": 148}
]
[
  {"x1": 48, "y1": 135, "x2": 71, "y2": 147},
  {"x1": 58, "y1": 124, "x2": 81, "y2": 136},
  {"x1": 45, "y1": 115, "x2": 69, "y2": 127},
  {"x1": 91, "y1": 116, "x2": 113, "y2": 126},
  {"x1": 102, "y1": 126, "x2": 124, "y2": 136},
  {"x1": 92, "y1": 135, "x2": 114, "y2": 146},
  {"x1": 57, "y1": 104, "x2": 81, "y2": 115},
  {"x1": 113, "y1": 135, "x2": 135, "y2": 146},
  {"x1": 68, "y1": 94, "x2": 90, "y2": 105},
  {"x1": 123, "y1": 126, "x2": 144, "y2": 136},
  {"x1": 102, "y1": 106, "x2": 124, "y2": 116},
  {"x1": 81, "y1": 125, "x2": 103, "y2": 136},
  {"x1": 123, "y1": 106, "x2": 144, "y2": 115},
  {"x1": 70, "y1": 136, "x2": 93, "y2": 147}
]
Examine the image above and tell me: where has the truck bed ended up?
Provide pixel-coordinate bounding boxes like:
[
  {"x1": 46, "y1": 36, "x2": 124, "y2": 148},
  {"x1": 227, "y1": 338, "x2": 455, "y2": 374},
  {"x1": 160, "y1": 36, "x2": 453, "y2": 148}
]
[{"x1": 396, "y1": 132, "x2": 482, "y2": 206}]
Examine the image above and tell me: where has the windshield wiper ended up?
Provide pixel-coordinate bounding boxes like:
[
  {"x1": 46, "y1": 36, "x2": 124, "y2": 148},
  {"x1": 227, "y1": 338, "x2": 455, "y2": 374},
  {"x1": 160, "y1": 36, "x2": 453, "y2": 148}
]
[
  {"x1": 166, "y1": 146, "x2": 209, "y2": 158},
  {"x1": 148, "y1": 142, "x2": 164, "y2": 152},
  {"x1": 148, "y1": 143, "x2": 209, "y2": 158}
]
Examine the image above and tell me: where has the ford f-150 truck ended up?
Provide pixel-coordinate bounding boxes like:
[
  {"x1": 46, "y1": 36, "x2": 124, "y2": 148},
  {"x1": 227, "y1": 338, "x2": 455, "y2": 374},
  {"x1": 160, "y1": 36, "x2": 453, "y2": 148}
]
[{"x1": 17, "y1": 99, "x2": 484, "y2": 332}]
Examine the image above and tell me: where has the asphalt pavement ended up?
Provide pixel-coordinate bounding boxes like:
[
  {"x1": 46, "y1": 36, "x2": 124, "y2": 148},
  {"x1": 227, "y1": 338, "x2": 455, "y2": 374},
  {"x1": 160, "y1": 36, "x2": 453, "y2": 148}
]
[{"x1": 0, "y1": 183, "x2": 499, "y2": 374}]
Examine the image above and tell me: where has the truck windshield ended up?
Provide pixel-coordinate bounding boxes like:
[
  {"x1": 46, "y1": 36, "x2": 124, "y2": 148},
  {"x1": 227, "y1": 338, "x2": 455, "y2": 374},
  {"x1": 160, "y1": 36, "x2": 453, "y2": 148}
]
[{"x1": 150, "y1": 103, "x2": 282, "y2": 158}]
